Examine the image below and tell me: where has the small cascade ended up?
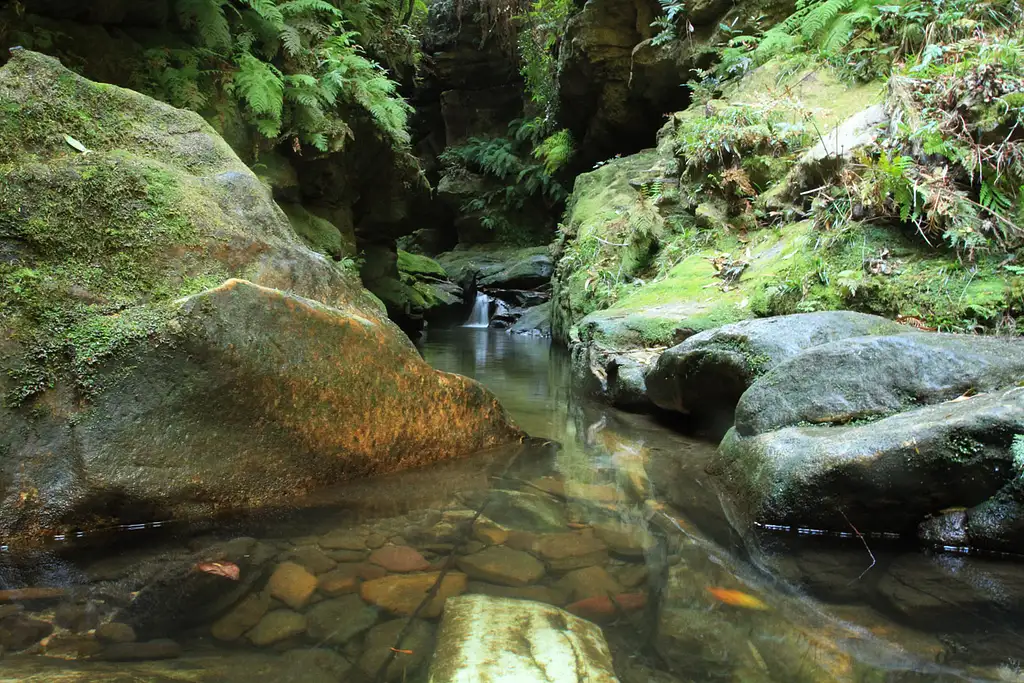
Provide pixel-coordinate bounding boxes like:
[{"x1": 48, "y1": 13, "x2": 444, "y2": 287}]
[{"x1": 462, "y1": 292, "x2": 491, "y2": 328}]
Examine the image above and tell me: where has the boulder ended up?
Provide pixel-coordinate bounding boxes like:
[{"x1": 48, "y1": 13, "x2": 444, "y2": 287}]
[
  {"x1": 428, "y1": 595, "x2": 618, "y2": 683},
  {"x1": 645, "y1": 312, "x2": 904, "y2": 428},
  {"x1": 0, "y1": 52, "x2": 522, "y2": 539},
  {"x1": 712, "y1": 387, "x2": 1024, "y2": 540},
  {"x1": 735, "y1": 333, "x2": 1024, "y2": 436},
  {"x1": 509, "y1": 302, "x2": 552, "y2": 336},
  {"x1": 436, "y1": 246, "x2": 552, "y2": 292}
]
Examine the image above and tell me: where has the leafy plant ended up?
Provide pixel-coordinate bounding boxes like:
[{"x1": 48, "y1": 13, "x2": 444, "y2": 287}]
[{"x1": 145, "y1": 0, "x2": 415, "y2": 154}]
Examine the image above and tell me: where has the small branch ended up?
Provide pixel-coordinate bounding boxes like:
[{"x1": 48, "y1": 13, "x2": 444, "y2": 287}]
[
  {"x1": 839, "y1": 509, "x2": 876, "y2": 583},
  {"x1": 594, "y1": 235, "x2": 630, "y2": 247}
]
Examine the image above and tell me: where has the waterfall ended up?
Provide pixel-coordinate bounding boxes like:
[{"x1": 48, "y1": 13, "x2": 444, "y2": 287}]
[{"x1": 462, "y1": 293, "x2": 490, "y2": 328}]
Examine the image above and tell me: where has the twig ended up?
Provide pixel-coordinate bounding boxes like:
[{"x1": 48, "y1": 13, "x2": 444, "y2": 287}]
[{"x1": 838, "y1": 509, "x2": 876, "y2": 583}]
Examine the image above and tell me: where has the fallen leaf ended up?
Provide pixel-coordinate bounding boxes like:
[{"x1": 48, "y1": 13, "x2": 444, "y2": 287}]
[
  {"x1": 707, "y1": 587, "x2": 769, "y2": 610},
  {"x1": 63, "y1": 134, "x2": 89, "y2": 153},
  {"x1": 195, "y1": 561, "x2": 240, "y2": 581},
  {"x1": 390, "y1": 648, "x2": 414, "y2": 655}
]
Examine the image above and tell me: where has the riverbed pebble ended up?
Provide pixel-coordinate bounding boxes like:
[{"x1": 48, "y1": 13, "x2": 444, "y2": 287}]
[
  {"x1": 288, "y1": 546, "x2": 337, "y2": 575},
  {"x1": 360, "y1": 572, "x2": 467, "y2": 617},
  {"x1": 247, "y1": 609, "x2": 307, "y2": 646},
  {"x1": 95, "y1": 622, "x2": 137, "y2": 644},
  {"x1": 319, "y1": 531, "x2": 367, "y2": 551},
  {"x1": 306, "y1": 594, "x2": 379, "y2": 644},
  {"x1": 369, "y1": 546, "x2": 430, "y2": 572},
  {"x1": 211, "y1": 591, "x2": 271, "y2": 641},
  {"x1": 456, "y1": 546, "x2": 545, "y2": 586},
  {"x1": 267, "y1": 562, "x2": 318, "y2": 610},
  {"x1": 557, "y1": 566, "x2": 623, "y2": 601}
]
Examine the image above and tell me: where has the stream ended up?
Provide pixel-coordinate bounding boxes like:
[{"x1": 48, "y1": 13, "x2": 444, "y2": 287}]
[{"x1": 1, "y1": 329, "x2": 1023, "y2": 681}]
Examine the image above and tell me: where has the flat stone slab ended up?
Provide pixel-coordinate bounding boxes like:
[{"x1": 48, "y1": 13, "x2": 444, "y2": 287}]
[{"x1": 428, "y1": 595, "x2": 619, "y2": 682}]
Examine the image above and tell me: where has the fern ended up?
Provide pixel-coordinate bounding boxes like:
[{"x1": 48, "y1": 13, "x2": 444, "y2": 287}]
[
  {"x1": 231, "y1": 53, "x2": 284, "y2": 130},
  {"x1": 533, "y1": 129, "x2": 574, "y2": 174},
  {"x1": 177, "y1": 0, "x2": 232, "y2": 50}
]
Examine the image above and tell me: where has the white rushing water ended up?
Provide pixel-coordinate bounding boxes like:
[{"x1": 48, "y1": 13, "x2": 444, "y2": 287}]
[{"x1": 462, "y1": 292, "x2": 490, "y2": 328}]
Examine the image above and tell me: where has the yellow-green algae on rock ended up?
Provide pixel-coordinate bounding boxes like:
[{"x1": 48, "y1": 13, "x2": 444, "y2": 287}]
[{"x1": 0, "y1": 51, "x2": 522, "y2": 540}]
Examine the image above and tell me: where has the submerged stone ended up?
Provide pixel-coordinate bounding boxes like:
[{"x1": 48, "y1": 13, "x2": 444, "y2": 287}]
[
  {"x1": 427, "y1": 595, "x2": 618, "y2": 682},
  {"x1": 359, "y1": 618, "x2": 435, "y2": 682},
  {"x1": 360, "y1": 572, "x2": 467, "y2": 617},
  {"x1": 456, "y1": 546, "x2": 546, "y2": 586}
]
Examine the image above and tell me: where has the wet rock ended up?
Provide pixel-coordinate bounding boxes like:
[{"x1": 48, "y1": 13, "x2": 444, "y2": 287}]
[
  {"x1": 645, "y1": 312, "x2": 903, "y2": 429},
  {"x1": 472, "y1": 518, "x2": 509, "y2": 545},
  {"x1": 0, "y1": 614, "x2": 53, "y2": 651},
  {"x1": 305, "y1": 594, "x2": 378, "y2": 644},
  {"x1": 0, "y1": 604, "x2": 24, "y2": 619},
  {"x1": 354, "y1": 562, "x2": 389, "y2": 580},
  {"x1": 735, "y1": 333, "x2": 1024, "y2": 436},
  {"x1": 283, "y1": 648, "x2": 352, "y2": 679},
  {"x1": 325, "y1": 549, "x2": 368, "y2": 562},
  {"x1": 369, "y1": 546, "x2": 430, "y2": 573},
  {"x1": 593, "y1": 522, "x2": 655, "y2": 557},
  {"x1": 317, "y1": 568, "x2": 361, "y2": 596},
  {"x1": 210, "y1": 591, "x2": 271, "y2": 642},
  {"x1": 268, "y1": 562, "x2": 318, "y2": 610},
  {"x1": 319, "y1": 531, "x2": 367, "y2": 551},
  {"x1": 365, "y1": 534, "x2": 387, "y2": 549},
  {"x1": 358, "y1": 618, "x2": 435, "y2": 682},
  {"x1": 466, "y1": 581, "x2": 567, "y2": 606},
  {"x1": 95, "y1": 638, "x2": 182, "y2": 661},
  {"x1": 456, "y1": 546, "x2": 545, "y2": 586},
  {"x1": 288, "y1": 547, "x2": 337, "y2": 575},
  {"x1": 42, "y1": 633, "x2": 103, "y2": 658},
  {"x1": 360, "y1": 572, "x2": 467, "y2": 617},
  {"x1": 713, "y1": 387, "x2": 1024, "y2": 537},
  {"x1": 429, "y1": 595, "x2": 618, "y2": 682},
  {"x1": 482, "y1": 490, "x2": 568, "y2": 533},
  {"x1": 534, "y1": 531, "x2": 609, "y2": 571},
  {"x1": 556, "y1": 566, "x2": 623, "y2": 601},
  {"x1": 54, "y1": 601, "x2": 101, "y2": 633},
  {"x1": 509, "y1": 302, "x2": 552, "y2": 337},
  {"x1": 436, "y1": 246, "x2": 553, "y2": 291},
  {"x1": 614, "y1": 564, "x2": 649, "y2": 588},
  {"x1": 247, "y1": 609, "x2": 307, "y2": 646},
  {"x1": 95, "y1": 622, "x2": 137, "y2": 644}
]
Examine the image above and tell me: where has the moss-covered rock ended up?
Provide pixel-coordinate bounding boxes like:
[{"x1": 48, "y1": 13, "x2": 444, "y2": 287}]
[
  {"x1": 362, "y1": 248, "x2": 467, "y2": 334},
  {"x1": 551, "y1": 58, "x2": 1023, "y2": 409},
  {"x1": 0, "y1": 51, "x2": 521, "y2": 539}
]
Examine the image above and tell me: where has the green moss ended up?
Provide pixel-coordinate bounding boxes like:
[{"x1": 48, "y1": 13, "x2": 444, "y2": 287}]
[
  {"x1": 397, "y1": 250, "x2": 448, "y2": 279},
  {"x1": 280, "y1": 202, "x2": 352, "y2": 260}
]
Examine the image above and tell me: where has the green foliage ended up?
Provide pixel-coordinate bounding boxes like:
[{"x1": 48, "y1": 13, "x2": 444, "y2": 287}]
[
  {"x1": 145, "y1": 0, "x2": 414, "y2": 153},
  {"x1": 518, "y1": 0, "x2": 574, "y2": 119},
  {"x1": 440, "y1": 118, "x2": 573, "y2": 235},
  {"x1": 651, "y1": 0, "x2": 688, "y2": 46},
  {"x1": 673, "y1": 104, "x2": 810, "y2": 176}
]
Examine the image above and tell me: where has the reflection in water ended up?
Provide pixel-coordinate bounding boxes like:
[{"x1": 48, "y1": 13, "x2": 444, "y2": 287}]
[{"x1": 0, "y1": 329, "x2": 1022, "y2": 681}]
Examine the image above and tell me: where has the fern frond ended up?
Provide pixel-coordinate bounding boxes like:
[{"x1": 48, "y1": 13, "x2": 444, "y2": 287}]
[
  {"x1": 176, "y1": 0, "x2": 232, "y2": 50},
  {"x1": 239, "y1": 0, "x2": 284, "y2": 24},
  {"x1": 231, "y1": 53, "x2": 284, "y2": 120},
  {"x1": 279, "y1": 0, "x2": 344, "y2": 17}
]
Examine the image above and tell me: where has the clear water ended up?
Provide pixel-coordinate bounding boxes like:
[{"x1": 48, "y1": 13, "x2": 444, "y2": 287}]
[{"x1": 1, "y1": 328, "x2": 1023, "y2": 682}]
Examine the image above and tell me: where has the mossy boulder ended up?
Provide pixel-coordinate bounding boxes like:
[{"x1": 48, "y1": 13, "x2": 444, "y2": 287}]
[
  {"x1": 0, "y1": 51, "x2": 521, "y2": 539},
  {"x1": 361, "y1": 248, "x2": 466, "y2": 334},
  {"x1": 645, "y1": 312, "x2": 905, "y2": 431},
  {"x1": 437, "y1": 246, "x2": 553, "y2": 292},
  {"x1": 712, "y1": 387, "x2": 1024, "y2": 550},
  {"x1": 735, "y1": 333, "x2": 1024, "y2": 436}
]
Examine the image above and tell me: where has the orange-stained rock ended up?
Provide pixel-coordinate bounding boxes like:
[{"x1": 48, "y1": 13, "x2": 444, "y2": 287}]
[
  {"x1": 317, "y1": 569, "x2": 361, "y2": 596},
  {"x1": 267, "y1": 562, "x2": 318, "y2": 610},
  {"x1": 0, "y1": 51, "x2": 523, "y2": 541},
  {"x1": 360, "y1": 572, "x2": 467, "y2": 618},
  {"x1": 369, "y1": 546, "x2": 430, "y2": 573}
]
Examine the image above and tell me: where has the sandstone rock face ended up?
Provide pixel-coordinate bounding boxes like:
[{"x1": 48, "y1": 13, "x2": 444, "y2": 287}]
[
  {"x1": 427, "y1": 595, "x2": 619, "y2": 683},
  {"x1": 0, "y1": 50, "x2": 522, "y2": 539}
]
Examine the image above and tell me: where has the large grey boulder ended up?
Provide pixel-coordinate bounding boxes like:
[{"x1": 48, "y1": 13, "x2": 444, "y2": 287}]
[
  {"x1": 645, "y1": 312, "x2": 903, "y2": 428},
  {"x1": 427, "y1": 595, "x2": 619, "y2": 682},
  {"x1": 0, "y1": 51, "x2": 521, "y2": 540},
  {"x1": 735, "y1": 333, "x2": 1024, "y2": 436},
  {"x1": 711, "y1": 387, "x2": 1024, "y2": 542}
]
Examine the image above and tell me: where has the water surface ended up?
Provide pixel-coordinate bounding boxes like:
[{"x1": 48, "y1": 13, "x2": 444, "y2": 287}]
[{"x1": 0, "y1": 328, "x2": 1022, "y2": 682}]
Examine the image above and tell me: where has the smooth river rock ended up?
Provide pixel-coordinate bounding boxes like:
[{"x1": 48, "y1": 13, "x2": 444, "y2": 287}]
[
  {"x1": 360, "y1": 572, "x2": 468, "y2": 617},
  {"x1": 427, "y1": 595, "x2": 619, "y2": 682},
  {"x1": 645, "y1": 312, "x2": 903, "y2": 429},
  {"x1": 734, "y1": 332, "x2": 1024, "y2": 436},
  {"x1": 456, "y1": 546, "x2": 546, "y2": 586},
  {"x1": 712, "y1": 387, "x2": 1024, "y2": 542}
]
